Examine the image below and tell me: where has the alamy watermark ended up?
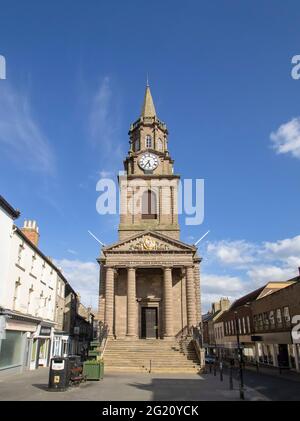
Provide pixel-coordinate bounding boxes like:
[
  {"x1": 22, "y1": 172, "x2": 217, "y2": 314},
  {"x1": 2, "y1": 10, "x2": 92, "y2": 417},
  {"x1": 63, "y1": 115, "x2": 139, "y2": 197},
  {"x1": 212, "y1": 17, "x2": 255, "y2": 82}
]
[
  {"x1": 292, "y1": 315, "x2": 300, "y2": 341},
  {"x1": 96, "y1": 172, "x2": 204, "y2": 226},
  {"x1": 0, "y1": 55, "x2": 6, "y2": 80},
  {"x1": 291, "y1": 55, "x2": 300, "y2": 80}
]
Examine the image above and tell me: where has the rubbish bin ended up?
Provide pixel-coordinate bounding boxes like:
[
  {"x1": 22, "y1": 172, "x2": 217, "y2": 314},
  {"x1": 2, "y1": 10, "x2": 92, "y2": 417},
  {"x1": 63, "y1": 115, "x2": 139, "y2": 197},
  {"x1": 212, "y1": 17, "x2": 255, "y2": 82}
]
[{"x1": 48, "y1": 357, "x2": 70, "y2": 391}]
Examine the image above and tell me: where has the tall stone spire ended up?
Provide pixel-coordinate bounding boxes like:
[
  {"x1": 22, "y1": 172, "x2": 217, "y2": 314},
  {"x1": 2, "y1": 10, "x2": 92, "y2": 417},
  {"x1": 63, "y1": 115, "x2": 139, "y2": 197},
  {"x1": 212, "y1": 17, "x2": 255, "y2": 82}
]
[{"x1": 141, "y1": 83, "x2": 156, "y2": 118}]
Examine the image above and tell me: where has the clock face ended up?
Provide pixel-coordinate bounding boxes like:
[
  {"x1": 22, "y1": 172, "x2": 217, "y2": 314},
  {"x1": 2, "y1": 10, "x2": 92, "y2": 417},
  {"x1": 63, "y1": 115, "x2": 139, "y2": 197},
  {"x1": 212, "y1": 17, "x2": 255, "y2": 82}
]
[{"x1": 138, "y1": 153, "x2": 159, "y2": 171}]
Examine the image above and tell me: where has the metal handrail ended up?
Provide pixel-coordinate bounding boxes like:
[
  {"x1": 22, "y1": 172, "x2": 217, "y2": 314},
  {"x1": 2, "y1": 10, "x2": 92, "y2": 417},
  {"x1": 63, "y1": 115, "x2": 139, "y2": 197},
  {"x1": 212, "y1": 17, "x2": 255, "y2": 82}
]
[{"x1": 98, "y1": 323, "x2": 109, "y2": 359}]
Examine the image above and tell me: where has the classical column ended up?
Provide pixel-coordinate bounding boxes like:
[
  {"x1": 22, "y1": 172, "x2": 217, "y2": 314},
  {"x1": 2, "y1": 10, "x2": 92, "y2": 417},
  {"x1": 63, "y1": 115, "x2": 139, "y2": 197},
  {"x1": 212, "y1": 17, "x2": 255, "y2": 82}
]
[
  {"x1": 186, "y1": 265, "x2": 196, "y2": 328},
  {"x1": 163, "y1": 267, "x2": 174, "y2": 338},
  {"x1": 98, "y1": 263, "x2": 105, "y2": 321},
  {"x1": 194, "y1": 262, "x2": 201, "y2": 325},
  {"x1": 127, "y1": 267, "x2": 136, "y2": 337},
  {"x1": 104, "y1": 266, "x2": 114, "y2": 335}
]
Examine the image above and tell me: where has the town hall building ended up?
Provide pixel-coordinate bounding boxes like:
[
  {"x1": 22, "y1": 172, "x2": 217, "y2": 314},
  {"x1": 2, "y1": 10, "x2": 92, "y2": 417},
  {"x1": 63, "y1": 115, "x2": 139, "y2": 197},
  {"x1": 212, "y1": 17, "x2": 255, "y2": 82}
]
[{"x1": 98, "y1": 84, "x2": 203, "y2": 371}]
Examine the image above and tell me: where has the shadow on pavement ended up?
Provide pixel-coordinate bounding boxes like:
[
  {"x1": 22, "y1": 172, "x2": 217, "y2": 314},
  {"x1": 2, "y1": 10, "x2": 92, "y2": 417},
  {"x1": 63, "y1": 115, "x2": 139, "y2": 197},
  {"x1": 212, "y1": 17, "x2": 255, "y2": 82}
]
[
  {"x1": 32, "y1": 384, "x2": 50, "y2": 391},
  {"x1": 127, "y1": 378, "x2": 230, "y2": 401}
]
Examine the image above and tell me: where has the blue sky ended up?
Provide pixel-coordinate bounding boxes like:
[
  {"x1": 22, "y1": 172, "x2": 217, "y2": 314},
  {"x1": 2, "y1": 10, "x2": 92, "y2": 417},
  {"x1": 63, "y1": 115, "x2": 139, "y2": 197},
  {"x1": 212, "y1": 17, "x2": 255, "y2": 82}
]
[{"x1": 1, "y1": 0, "x2": 300, "y2": 310}]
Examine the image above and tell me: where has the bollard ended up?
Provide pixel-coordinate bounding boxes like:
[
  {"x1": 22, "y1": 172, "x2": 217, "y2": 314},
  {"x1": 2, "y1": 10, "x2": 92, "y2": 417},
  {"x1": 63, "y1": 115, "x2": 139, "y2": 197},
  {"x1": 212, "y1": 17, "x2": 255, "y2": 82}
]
[
  {"x1": 229, "y1": 366, "x2": 233, "y2": 390},
  {"x1": 213, "y1": 363, "x2": 216, "y2": 376},
  {"x1": 209, "y1": 362, "x2": 212, "y2": 373},
  {"x1": 220, "y1": 362, "x2": 223, "y2": 382}
]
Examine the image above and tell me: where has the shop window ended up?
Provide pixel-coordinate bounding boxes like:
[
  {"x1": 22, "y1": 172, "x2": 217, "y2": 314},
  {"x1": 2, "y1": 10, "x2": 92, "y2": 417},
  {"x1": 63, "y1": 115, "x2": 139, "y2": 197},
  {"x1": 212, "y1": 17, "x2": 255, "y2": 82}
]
[
  {"x1": 0, "y1": 331, "x2": 24, "y2": 369},
  {"x1": 31, "y1": 339, "x2": 37, "y2": 364}
]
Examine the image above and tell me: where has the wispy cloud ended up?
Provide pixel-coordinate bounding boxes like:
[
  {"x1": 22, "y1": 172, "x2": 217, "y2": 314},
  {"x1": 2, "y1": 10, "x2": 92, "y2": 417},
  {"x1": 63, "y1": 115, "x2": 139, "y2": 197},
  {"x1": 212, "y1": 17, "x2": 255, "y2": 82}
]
[
  {"x1": 55, "y1": 258, "x2": 98, "y2": 308},
  {"x1": 202, "y1": 234, "x2": 300, "y2": 312},
  {"x1": 67, "y1": 249, "x2": 78, "y2": 255},
  {"x1": 0, "y1": 82, "x2": 55, "y2": 173},
  {"x1": 207, "y1": 240, "x2": 256, "y2": 267},
  {"x1": 98, "y1": 170, "x2": 114, "y2": 179},
  {"x1": 88, "y1": 76, "x2": 123, "y2": 163},
  {"x1": 270, "y1": 117, "x2": 300, "y2": 159}
]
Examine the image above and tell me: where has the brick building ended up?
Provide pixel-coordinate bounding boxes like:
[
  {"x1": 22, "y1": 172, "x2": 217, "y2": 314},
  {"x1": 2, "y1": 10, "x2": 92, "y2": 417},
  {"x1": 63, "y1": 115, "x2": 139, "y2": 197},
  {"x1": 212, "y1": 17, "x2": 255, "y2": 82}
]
[
  {"x1": 202, "y1": 298, "x2": 230, "y2": 355},
  {"x1": 210, "y1": 278, "x2": 300, "y2": 371}
]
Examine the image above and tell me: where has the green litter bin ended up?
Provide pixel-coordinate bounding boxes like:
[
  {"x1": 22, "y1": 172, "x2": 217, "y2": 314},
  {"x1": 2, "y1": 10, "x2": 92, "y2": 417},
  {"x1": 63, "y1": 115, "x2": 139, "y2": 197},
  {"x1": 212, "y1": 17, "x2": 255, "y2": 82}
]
[{"x1": 83, "y1": 360, "x2": 104, "y2": 380}]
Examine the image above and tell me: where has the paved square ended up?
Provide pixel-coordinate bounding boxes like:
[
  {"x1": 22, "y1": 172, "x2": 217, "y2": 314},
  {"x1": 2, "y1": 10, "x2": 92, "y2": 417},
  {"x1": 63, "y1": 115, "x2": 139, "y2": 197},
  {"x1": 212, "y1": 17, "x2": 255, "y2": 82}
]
[{"x1": 0, "y1": 368, "x2": 267, "y2": 401}]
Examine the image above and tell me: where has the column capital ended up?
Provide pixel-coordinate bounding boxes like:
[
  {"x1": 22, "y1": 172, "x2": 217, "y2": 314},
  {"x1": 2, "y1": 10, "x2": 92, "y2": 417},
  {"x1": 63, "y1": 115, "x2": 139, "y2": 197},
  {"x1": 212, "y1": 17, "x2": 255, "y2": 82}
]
[
  {"x1": 104, "y1": 264, "x2": 115, "y2": 269},
  {"x1": 162, "y1": 265, "x2": 172, "y2": 271}
]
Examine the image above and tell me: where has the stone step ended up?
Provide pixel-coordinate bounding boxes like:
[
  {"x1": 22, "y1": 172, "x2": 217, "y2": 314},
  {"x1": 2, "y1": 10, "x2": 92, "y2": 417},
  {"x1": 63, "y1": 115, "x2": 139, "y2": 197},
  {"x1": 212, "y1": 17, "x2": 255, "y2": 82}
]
[
  {"x1": 105, "y1": 354, "x2": 198, "y2": 360},
  {"x1": 105, "y1": 367, "x2": 200, "y2": 373},
  {"x1": 103, "y1": 338, "x2": 201, "y2": 373},
  {"x1": 104, "y1": 355, "x2": 199, "y2": 360}
]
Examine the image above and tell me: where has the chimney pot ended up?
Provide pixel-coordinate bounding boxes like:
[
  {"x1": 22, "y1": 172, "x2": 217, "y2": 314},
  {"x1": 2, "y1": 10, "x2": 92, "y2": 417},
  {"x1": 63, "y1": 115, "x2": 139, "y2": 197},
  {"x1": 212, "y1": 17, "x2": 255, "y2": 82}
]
[{"x1": 21, "y1": 219, "x2": 40, "y2": 247}]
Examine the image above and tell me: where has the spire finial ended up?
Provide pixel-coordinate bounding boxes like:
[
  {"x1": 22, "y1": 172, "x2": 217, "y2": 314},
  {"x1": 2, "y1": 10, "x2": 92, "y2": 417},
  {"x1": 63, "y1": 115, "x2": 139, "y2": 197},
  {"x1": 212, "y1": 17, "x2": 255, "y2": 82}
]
[
  {"x1": 146, "y1": 73, "x2": 149, "y2": 87},
  {"x1": 141, "y1": 81, "x2": 156, "y2": 117}
]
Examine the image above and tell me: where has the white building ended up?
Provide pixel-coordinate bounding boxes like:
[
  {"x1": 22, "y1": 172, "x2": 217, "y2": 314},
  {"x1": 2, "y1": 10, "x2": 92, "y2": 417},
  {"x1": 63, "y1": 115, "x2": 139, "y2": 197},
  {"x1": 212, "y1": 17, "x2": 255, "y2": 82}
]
[
  {"x1": 0, "y1": 195, "x2": 20, "y2": 305},
  {"x1": 0, "y1": 196, "x2": 70, "y2": 376}
]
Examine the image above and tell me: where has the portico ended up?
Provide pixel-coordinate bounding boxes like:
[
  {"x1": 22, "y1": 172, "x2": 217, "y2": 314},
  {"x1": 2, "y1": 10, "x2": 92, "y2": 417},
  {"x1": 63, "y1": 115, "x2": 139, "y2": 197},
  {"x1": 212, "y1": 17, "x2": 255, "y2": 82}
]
[{"x1": 98, "y1": 231, "x2": 201, "y2": 339}]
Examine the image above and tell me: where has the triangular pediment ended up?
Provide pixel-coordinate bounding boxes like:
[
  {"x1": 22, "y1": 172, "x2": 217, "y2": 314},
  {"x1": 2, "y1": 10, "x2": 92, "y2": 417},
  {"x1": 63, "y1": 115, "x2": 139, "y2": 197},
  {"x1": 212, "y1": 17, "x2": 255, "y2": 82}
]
[{"x1": 103, "y1": 231, "x2": 195, "y2": 253}]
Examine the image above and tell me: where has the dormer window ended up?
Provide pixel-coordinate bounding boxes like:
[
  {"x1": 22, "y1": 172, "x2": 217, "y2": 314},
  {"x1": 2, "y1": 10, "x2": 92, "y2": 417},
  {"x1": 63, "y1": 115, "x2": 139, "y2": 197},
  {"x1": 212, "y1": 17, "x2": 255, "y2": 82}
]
[{"x1": 145, "y1": 135, "x2": 152, "y2": 148}]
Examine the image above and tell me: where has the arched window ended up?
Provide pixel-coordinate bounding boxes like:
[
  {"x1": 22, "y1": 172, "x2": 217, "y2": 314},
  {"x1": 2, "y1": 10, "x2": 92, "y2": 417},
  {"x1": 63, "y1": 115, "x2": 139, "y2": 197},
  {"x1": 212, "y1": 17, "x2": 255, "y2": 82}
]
[
  {"x1": 145, "y1": 135, "x2": 152, "y2": 148},
  {"x1": 142, "y1": 190, "x2": 157, "y2": 219},
  {"x1": 157, "y1": 138, "x2": 163, "y2": 151},
  {"x1": 135, "y1": 138, "x2": 140, "y2": 151}
]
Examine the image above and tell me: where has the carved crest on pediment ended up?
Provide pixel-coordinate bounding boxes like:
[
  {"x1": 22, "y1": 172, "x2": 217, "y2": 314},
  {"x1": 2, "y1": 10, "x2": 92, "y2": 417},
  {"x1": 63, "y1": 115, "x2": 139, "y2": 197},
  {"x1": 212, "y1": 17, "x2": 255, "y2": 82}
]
[
  {"x1": 103, "y1": 230, "x2": 196, "y2": 254},
  {"x1": 128, "y1": 235, "x2": 170, "y2": 251}
]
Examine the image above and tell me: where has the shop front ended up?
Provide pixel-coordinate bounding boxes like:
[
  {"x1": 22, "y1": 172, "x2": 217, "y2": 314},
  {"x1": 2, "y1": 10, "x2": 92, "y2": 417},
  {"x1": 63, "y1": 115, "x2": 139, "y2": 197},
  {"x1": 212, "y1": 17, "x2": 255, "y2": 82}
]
[
  {"x1": 51, "y1": 332, "x2": 70, "y2": 358},
  {"x1": 30, "y1": 323, "x2": 55, "y2": 369},
  {"x1": 254, "y1": 331, "x2": 293, "y2": 368},
  {"x1": 0, "y1": 312, "x2": 40, "y2": 376}
]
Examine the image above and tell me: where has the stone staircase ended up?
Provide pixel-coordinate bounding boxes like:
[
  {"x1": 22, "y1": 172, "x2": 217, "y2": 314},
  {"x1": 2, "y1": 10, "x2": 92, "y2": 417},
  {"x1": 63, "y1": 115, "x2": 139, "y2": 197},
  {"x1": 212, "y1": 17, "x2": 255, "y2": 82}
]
[{"x1": 103, "y1": 338, "x2": 201, "y2": 373}]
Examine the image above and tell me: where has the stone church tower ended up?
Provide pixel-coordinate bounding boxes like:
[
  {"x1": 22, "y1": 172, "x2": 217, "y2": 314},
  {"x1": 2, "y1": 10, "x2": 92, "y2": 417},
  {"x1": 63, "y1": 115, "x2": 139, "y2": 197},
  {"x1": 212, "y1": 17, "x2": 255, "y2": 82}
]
[{"x1": 98, "y1": 84, "x2": 202, "y2": 343}]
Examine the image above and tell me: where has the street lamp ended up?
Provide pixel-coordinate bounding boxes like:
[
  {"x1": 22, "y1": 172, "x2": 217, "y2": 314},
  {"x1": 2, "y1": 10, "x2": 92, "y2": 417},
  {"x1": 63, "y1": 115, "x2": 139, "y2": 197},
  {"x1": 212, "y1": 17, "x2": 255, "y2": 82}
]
[{"x1": 234, "y1": 310, "x2": 245, "y2": 400}]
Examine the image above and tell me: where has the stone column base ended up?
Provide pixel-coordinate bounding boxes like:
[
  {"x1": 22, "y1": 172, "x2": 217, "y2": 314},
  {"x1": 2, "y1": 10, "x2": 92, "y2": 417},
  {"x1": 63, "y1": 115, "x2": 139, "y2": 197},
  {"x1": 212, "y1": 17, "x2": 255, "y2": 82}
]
[{"x1": 124, "y1": 335, "x2": 137, "y2": 340}]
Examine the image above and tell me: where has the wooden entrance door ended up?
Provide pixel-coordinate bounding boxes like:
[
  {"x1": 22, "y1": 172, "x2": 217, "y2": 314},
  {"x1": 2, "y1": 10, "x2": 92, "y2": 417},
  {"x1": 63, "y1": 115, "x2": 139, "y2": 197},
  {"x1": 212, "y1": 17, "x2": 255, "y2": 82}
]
[{"x1": 141, "y1": 307, "x2": 158, "y2": 339}]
